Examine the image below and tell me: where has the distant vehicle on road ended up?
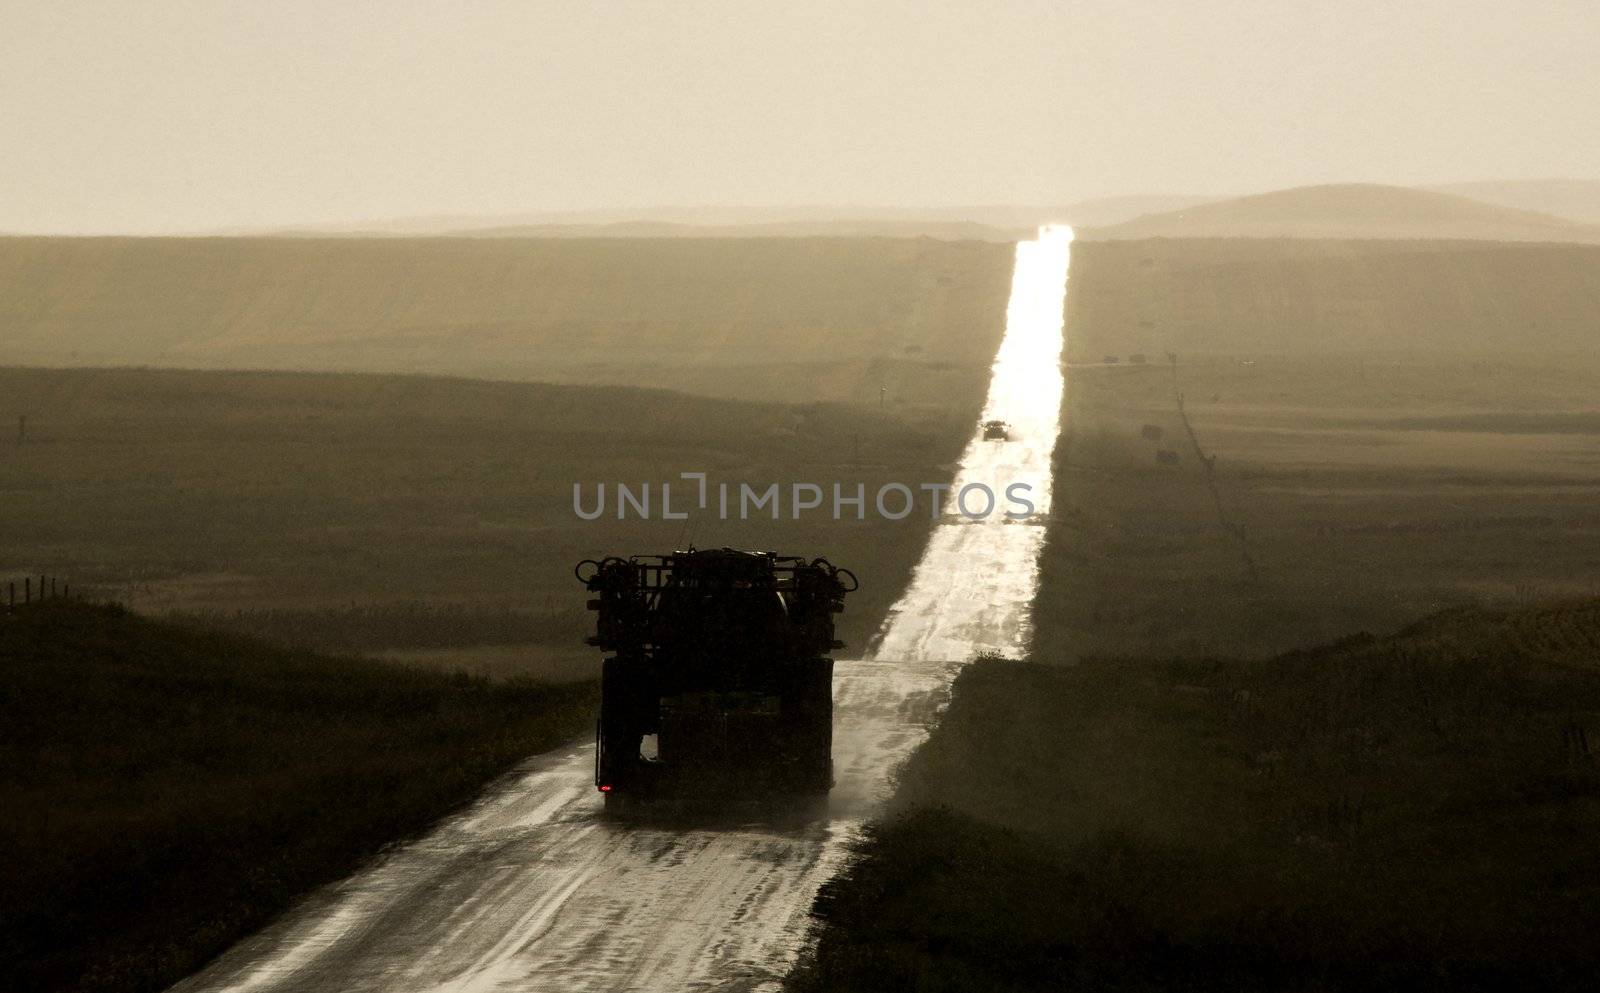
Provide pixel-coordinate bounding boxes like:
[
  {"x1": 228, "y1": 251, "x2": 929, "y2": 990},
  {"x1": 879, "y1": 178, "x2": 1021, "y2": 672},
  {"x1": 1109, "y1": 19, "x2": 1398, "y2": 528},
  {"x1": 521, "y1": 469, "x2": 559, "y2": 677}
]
[
  {"x1": 577, "y1": 548, "x2": 856, "y2": 810},
  {"x1": 982, "y1": 419, "x2": 1011, "y2": 441}
]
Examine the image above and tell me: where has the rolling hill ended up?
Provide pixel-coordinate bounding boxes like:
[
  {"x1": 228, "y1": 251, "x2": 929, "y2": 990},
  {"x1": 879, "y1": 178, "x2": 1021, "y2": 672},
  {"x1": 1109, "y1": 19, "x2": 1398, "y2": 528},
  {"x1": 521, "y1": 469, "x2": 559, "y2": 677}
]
[
  {"x1": 0, "y1": 235, "x2": 1014, "y2": 417},
  {"x1": 1068, "y1": 236, "x2": 1600, "y2": 359},
  {"x1": 445, "y1": 219, "x2": 1029, "y2": 242},
  {"x1": 1089, "y1": 183, "x2": 1600, "y2": 243},
  {"x1": 1430, "y1": 179, "x2": 1600, "y2": 225},
  {"x1": 238, "y1": 199, "x2": 1217, "y2": 239}
]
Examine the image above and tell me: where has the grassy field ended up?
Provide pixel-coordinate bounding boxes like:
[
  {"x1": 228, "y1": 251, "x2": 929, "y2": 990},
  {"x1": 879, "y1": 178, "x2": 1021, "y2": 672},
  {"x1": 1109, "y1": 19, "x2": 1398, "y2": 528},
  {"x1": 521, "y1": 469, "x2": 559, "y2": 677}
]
[
  {"x1": 794, "y1": 602, "x2": 1600, "y2": 991},
  {"x1": 0, "y1": 235, "x2": 1014, "y2": 418},
  {"x1": 0, "y1": 365, "x2": 982, "y2": 675},
  {"x1": 1040, "y1": 236, "x2": 1600, "y2": 660},
  {"x1": 0, "y1": 599, "x2": 597, "y2": 993},
  {"x1": 1039, "y1": 352, "x2": 1600, "y2": 660},
  {"x1": 1067, "y1": 236, "x2": 1600, "y2": 359}
]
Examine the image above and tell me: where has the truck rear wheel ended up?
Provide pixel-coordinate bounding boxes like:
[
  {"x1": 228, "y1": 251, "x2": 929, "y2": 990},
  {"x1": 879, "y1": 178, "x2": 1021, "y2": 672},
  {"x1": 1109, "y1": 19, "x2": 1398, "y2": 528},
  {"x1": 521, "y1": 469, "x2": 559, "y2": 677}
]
[
  {"x1": 789, "y1": 657, "x2": 834, "y2": 794},
  {"x1": 598, "y1": 656, "x2": 643, "y2": 793}
]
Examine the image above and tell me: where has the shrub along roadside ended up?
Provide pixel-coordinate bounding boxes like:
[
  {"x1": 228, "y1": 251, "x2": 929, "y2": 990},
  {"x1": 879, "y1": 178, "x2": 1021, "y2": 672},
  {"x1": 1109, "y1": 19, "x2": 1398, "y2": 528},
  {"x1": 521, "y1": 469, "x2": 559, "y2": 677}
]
[
  {"x1": 791, "y1": 602, "x2": 1600, "y2": 992},
  {"x1": 0, "y1": 600, "x2": 597, "y2": 993}
]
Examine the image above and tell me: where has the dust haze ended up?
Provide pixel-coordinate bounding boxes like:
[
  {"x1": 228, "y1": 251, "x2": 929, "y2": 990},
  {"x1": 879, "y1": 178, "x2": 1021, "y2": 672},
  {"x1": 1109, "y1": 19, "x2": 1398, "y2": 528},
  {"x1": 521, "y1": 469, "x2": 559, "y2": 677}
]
[
  {"x1": 5, "y1": 6, "x2": 1600, "y2": 993},
  {"x1": 4, "y1": 2, "x2": 1599, "y2": 235}
]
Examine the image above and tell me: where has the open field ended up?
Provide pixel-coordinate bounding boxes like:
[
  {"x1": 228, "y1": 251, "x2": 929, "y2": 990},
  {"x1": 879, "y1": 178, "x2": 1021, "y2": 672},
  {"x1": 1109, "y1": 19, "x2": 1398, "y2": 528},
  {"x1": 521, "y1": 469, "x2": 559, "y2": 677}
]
[
  {"x1": 0, "y1": 235, "x2": 1013, "y2": 418},
  {"x1": 1039, "y1": 351, "x2": 1600, "y2": 660},
  {"x1": 0, "y1": 365, "x2": 979, "y2": 674},
  {"x1": 1036, "y1": 236, "x2": 1600, "y2": 660},
  {"x1": 0, "y1": 599, "x2": 597, "y2": 993},
  {"x1": 1067, "y1": 236, "x2": 1600, "y2": 360}
]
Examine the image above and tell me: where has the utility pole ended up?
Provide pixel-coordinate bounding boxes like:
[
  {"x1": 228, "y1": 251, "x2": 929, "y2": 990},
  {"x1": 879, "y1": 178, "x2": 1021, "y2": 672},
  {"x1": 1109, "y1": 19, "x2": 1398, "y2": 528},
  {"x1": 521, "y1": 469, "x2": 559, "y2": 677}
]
[
  {"x1": 16, "y1": 414, "x2": 25, "y2": 446},
  {"x1": 879, "y1": 386, "x2": 886, "y2": 412}
]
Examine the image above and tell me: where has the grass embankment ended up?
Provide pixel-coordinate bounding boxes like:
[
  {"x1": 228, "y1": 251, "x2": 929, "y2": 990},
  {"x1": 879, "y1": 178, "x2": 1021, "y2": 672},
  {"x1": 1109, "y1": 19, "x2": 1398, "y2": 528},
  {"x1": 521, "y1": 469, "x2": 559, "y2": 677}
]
[
  {"x1": 0, "y1": 599, "x2": 597, "y2": 993},
  {"x1": 794, "y1": 601, "x2": 1600, "y2": 992}
]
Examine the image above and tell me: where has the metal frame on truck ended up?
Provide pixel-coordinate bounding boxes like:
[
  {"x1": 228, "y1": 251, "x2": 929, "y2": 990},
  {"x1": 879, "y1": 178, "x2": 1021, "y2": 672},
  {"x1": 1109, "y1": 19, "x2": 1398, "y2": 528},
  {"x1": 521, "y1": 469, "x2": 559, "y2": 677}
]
[{"x1": 576, "y1": 548, "x2": 856, "y2": 808}]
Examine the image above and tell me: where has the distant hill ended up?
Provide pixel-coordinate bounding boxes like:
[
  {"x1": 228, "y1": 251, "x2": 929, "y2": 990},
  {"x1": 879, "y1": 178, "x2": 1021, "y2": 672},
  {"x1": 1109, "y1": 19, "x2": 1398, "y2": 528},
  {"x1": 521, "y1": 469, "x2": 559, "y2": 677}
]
[
  {"x1": 1429, "y1": 179, "x2": 1600, "y2": 225},
  {"x1": 0, "y1": 235, "x2": 1013, "y2": 415},
  {"x1": 446, "y1": 218, "x2": 1029, "y2": 242},
  {"x1": 1068, "y1": 237, "x2": 1600, "y2": 358},
  {"x1": 244, "y1": 205, "x2": 1030, "y2": 238},
  {"x1": 1089, "y1": 183, "x2": 1600, "y2": 243},
  {"x1": 1043, "y1": 193, "x2": 1219, "y2": 227},
  {"x1": 236, "y1": 197, "x2": 1217, "y2": 240},
  {"x1": 438, "y1": 199, "x2": 1221, "y2": 239}
]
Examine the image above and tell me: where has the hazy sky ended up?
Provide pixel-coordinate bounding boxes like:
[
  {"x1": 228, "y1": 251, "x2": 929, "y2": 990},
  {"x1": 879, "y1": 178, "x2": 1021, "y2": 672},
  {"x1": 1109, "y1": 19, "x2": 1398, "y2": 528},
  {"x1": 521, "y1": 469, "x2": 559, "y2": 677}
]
[{"x1": 3, "y1": 1, "x2": 1597, "y2": 234}]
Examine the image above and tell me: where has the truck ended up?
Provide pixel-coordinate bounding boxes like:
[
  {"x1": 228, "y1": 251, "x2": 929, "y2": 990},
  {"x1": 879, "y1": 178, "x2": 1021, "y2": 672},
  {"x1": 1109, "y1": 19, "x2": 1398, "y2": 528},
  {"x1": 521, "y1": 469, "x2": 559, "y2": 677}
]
[
  {"x1": 982, "y1": 419, "x2": 1011, "y2": 441},
  {"x1": 576, "y1": 548, "x2": 857, "y2": 808}
]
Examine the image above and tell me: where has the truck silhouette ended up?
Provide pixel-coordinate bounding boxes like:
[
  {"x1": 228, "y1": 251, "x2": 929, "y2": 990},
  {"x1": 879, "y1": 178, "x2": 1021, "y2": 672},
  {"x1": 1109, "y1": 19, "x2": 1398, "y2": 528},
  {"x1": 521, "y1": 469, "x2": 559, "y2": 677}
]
[{"x1": 577, "y1": 548, "x2": 856, "y2": 808}]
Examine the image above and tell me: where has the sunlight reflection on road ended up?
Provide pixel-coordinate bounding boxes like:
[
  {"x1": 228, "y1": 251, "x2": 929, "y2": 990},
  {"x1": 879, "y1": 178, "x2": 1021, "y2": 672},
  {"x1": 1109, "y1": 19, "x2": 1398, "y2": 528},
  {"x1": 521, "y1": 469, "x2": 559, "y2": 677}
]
[{"x1": 172, "y1": 226, "x2": 1073, "y2": 993}]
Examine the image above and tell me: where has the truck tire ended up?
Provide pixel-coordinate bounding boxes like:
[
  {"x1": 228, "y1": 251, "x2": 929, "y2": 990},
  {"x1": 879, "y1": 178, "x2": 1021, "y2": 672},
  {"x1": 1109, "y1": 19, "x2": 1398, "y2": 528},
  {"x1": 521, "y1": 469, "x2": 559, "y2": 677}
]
[
  {"x1": 598, "y1": 656, "x2": 638, "y2": 792},
  {"x1": 789, "y1": 657, "x2": 834, "y2": 794}
]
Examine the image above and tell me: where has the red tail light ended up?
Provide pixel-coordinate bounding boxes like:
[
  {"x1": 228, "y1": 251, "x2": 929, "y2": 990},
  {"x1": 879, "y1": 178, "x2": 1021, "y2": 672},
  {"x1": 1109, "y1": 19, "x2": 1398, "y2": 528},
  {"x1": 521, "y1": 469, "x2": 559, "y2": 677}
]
[{"x1": 598, "y1": 784, "x2": 614, "y2": 793}]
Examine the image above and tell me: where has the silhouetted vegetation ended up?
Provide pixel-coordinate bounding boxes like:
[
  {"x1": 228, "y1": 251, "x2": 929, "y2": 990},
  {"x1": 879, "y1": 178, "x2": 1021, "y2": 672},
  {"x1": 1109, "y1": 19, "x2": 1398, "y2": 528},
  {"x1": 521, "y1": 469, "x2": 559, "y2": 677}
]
[
  {"x1": 793, "y1": 602, "x2": 1600, "y2": 991},
  {"x1": 0, "y1": 600, "x2": 597, "y2": 993}
]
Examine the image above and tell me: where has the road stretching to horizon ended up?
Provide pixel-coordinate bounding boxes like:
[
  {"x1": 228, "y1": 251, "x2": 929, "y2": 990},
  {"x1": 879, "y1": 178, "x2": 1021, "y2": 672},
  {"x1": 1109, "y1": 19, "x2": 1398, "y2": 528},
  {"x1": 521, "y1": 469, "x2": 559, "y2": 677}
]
[{"x1": 170, "y1": 225, "x2": 1074, "y2": 993}]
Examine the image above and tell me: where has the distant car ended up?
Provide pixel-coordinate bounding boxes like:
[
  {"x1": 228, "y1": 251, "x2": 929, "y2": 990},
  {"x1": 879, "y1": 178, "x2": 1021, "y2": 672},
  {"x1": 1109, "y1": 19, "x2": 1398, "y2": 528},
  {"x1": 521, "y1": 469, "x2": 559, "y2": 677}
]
[{"x1": 982, "y1": 420, "x2": 1010, "y2": 441}]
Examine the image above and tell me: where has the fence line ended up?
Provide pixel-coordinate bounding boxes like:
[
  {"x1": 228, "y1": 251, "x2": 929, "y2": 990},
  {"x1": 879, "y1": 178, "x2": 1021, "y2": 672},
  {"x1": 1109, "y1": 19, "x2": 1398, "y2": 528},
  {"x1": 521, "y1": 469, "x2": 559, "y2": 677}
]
[{"x1": 3, "y1": 573, "x2": 76, "y2": 609}]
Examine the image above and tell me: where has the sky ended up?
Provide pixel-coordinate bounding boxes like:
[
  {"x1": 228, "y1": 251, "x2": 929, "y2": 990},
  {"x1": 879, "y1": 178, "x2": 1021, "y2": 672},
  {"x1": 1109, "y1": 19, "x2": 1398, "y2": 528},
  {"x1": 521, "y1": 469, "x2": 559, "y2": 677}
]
[{"x1": 2, "y1": 0, "x2": 1597, "y2": 234}]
